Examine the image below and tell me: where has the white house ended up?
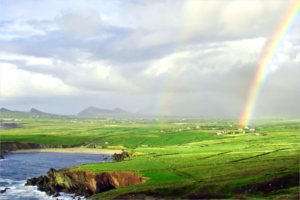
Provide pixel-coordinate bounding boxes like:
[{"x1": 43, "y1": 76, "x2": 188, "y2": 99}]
[
  {"x1": 217, "y1": 132, "x2": 224, "y2": 135},
  {"x1": 244, "y1": 126, "x2": 249, "y2": 129}
]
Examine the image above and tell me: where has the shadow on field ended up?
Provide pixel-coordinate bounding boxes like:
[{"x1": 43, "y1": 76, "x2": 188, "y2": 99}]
[
  {"x1": 232, "y1": 171, "x2": 299, "y2": 195},
  {"x1": 112, "y1": 172, "x2": 299, "y2": 200}
]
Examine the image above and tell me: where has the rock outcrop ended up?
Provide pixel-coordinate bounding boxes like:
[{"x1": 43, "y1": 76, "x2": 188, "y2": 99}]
[
  {"x1": 0, "y1": 141, "x2": 64, "y2": 159},
  {"x1": 26, "y1": 168, "x2": 148, "y2": 197},
  {"x1": 0, "y1": 188, "x2": 10, "y2": 194},
  {"x1": 0, "y1": 141, "x2": 50, "y2": 153},
  {"x1": 111, "y1": 152, "x2": 129, "y2": 162}
]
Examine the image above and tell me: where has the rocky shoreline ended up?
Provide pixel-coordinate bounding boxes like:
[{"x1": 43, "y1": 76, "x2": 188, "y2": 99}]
[
  {"x1": 0, "y1": 141, "x2": 76, "y2": 159},
  {"x1": 25, "y1": 167, "x2": 148, "y2": 198},
  {"x1": 1, "y1": 142, "x2": 137, "y2": 198}
]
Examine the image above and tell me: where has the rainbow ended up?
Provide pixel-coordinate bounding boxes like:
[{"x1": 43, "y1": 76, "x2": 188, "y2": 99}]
[
  {"x1": 239, "y1": 1, "x2": 300, "y2": 126},
  {"x1": 155, "y1": 1, "x2": 202, "y2": 116}
]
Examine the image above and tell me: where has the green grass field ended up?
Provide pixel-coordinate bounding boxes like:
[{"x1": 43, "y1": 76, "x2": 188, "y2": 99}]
[{"x1": 0, "y1": 113, "x2": 299, "y2": 199}]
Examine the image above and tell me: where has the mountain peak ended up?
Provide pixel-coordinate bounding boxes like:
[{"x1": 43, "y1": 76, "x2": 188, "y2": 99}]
[
  {"x1": 30, "y1": 108, "x2": 42, "y2": 113},
  {"x1": 114, "y1": 107, "x2": 129, "y2": 113},
  {"x1": 0, "y1": 108, "x2": 12, "y2": 112},
  {"x1": 29, "y1": 108, "x2": 55, "y2": 116},
  {"x1": 77, "y1": 106, "x2": 130, "y2": 116}
]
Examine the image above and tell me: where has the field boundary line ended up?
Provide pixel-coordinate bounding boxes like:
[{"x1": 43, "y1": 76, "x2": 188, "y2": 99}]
[
  {"x1": 152, "y1": 153, "x2": 180, "y2": 158},
  {"x1": 196, "y1": 151, "x2": 232, "y2": 160},
  {"x1": 229, "y1": 148, "x2": 289, "y2": 163},
  {"x1": 156, "y1": 137, "x2": 173, "y2": 145},
  {"x1": 83, "y1": 128, "x2": 139, "y2": 147},
  {"x1": 168, "y1": 168, "x2": 198, "y2": 181}
]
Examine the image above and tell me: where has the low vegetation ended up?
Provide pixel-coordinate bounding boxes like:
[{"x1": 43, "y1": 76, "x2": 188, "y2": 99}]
[{"x1": 0, "y1": 113, "x2": 299, "y2": 199}]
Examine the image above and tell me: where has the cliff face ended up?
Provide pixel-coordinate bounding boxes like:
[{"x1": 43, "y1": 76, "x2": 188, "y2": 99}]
[
  {"x1": 1, "y1": 141, "x2": 48, "y2": 152},
  {"x1": 0, "y1": 141, "x2": 61, "y2": 159},
  {"x1": 26, "y1": 168, "x2": 148, "y2": 197}
]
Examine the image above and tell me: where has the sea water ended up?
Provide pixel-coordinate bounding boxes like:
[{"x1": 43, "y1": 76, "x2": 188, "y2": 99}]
[{"x1": 0, "y1": 152, "x2": 112, "y2": 200}]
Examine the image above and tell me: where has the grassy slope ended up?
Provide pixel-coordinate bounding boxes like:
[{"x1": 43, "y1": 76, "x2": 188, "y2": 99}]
[{"x1": 0, "y1": 113, "x2": 299, "y2": 199}]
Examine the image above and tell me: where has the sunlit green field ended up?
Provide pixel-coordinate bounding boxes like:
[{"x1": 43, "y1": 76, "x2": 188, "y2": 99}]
[{"x1": 0, "y1": 113, "x2": 299, "y2": 199}]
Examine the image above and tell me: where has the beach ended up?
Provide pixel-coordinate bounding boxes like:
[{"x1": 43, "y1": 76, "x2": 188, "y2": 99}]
[{"x1": 12, "y1": 147, "x2": 122, "y2": 155}]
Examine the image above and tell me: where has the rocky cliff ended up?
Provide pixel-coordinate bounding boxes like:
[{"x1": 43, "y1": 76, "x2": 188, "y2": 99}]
[{"x1": 26, "y1": 168, "x2": 148, "y2": 197}]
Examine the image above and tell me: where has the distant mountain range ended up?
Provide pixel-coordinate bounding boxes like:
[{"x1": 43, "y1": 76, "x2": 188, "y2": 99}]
[
  {"x1": 77, "y1": 106, "x2": 130, "y2": 117},
  {"x1": 29, "y1": 108, "x2": 55, "y2": 116},
  {"x1": 0, "y1": 106, "x2": 131, "y2": 117},
  {"x1": 0, "y1": 108, "x2": 60, "y2": 116}
]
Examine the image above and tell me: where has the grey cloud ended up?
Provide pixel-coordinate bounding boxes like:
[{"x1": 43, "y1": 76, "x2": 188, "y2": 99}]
[
  {"x1": 0, "y1": 59, "x2": 28, "y2": 66},
  {"x1": 0, "y1": 0, "x2": 299, "y2": 117},
  {"x1": 55, "y1": 10, "x2": 102, "y2": 37}
]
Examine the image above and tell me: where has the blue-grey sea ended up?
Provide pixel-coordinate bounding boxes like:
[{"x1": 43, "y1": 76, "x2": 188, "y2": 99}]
[{"x1": 0, "y1": 152, "x2": 111, "y2": 200}]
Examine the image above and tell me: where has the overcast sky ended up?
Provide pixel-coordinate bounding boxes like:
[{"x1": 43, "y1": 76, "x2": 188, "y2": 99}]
[{"x1": 0, "y1": 0, "x2": 299, "y2": 117}]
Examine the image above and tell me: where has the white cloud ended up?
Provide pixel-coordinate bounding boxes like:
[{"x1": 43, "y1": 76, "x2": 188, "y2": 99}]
[
  {"x1": 0, "y1": 0, "x2": 299, "y2": 116},
  {"x1": 0, "y1": 63, "x2": 77, "y2": 97},
  {"x1": 220, "y1": 1, "x2": 264, "y2": 35}
]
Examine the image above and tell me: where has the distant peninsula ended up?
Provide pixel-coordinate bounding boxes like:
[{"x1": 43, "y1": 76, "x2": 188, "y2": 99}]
[
  {"x1": 0, "y1": 107, "x2": 59, "y2": 116},
  {"x1": 77, "y1": 106, "x2": 130, "y2": 117}
]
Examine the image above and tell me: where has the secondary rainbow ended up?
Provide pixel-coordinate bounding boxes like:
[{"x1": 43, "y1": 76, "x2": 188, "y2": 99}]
[
  {"x1": 239, "y1": 1, "x2": 300, "y2": 126},
  {"x1": 155, "y1": 2, "x2": 201, "y2": 116}
]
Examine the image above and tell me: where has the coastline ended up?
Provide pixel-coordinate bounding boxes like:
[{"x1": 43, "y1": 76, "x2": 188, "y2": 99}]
[{"x1": 12, "y1": 148, "x2": 122, "y2": 155}]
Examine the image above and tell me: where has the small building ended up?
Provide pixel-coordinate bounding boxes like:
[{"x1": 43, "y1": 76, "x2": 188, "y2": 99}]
[
  {"x1": 244, "y1": 126, "x2": 249, "y2": 129},
  {"x1": 217, "y1": 132, "x2": 224, "y2": 135},
  {"x1": 250, "y1": 128, "x2": 256, "y2": 131},
  {"x1": 256, "y1": 133, "x2": 262, "y2": 135},
  {"x1": 178, "y1": 129, "x2": 183, "y2": 131},
  {"x1": 160, "y1": 129, "x2": 168, "y2": 132},
  {"x1": 208, "y1": 133, "x2": 217, "y2": 135},
  {"x1": 105, "y1": 142, "x2": 109, "y2": 144},
  {"x1": 187, "y1": 127, "x2": 191, "y2": 129},
  {"x1": 238, "y1": 128, "x2": 243, "y2": 130}
]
